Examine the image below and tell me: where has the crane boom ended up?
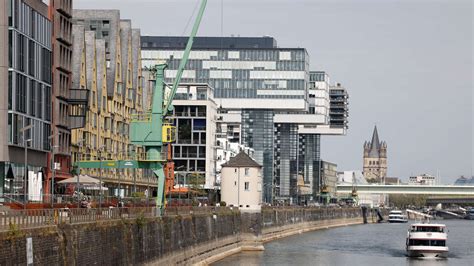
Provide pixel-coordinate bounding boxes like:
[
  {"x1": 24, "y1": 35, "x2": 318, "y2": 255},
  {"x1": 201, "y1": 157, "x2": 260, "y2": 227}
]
[{"x1": 163, "y1": 0, "x2": 207, "y2": 117}]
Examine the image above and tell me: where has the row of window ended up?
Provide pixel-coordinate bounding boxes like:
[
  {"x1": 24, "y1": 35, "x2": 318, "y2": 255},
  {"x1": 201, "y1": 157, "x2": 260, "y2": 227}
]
[
  {"x1": 163, "y1": 59, "x2": 307, "y2": 72},
  {"x1": 8, "y1": 71, "x2": 51, "y2": 121},
  {"x1": 173, "y1": 146, "x2": 206, "y2": 159},
  {"x1": 8, "y1": 0, "x2": 52, "y2": 48},
  {"x1": 7, "y1": 112, "x2": 51, "y2": 151},
  {"x1": 9, "y1": 30, "x2": 52, "y2": 83},
  {"x1": 145, "y1": 49, "x2": 307, "y2": 62},
  {"x1": 174, "y1": 160, "x2": 206, "y2": 172}
]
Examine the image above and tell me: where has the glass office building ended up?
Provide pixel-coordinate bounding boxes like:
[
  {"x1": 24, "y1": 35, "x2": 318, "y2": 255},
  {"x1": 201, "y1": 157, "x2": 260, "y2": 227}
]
[{"x1": 141, "y1": 36, "x2": 347, "y2": 203}]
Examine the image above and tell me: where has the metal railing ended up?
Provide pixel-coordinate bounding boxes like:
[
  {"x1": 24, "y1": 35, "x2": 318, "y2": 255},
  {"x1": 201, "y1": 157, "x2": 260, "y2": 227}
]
[
  {"x1": 0, "y1": 194, "x2": 157, "y2": 208},
  {"x1": 0, "y1": 207, "x2": 159, "y2": 231},
  {"x1": 0, "y1": 206, "x2": 238, "y2": 231}
]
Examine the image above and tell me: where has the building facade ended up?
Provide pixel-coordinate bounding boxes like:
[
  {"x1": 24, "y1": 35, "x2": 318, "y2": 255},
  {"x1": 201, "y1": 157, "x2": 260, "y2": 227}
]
[
  {"x1": 315, "y1": 160, "x2": 338, "y2": 200},
  {"x1": 141, "y1": 36, "x2": 349, "y2": 203},
  {"x1": 220, "y1": 151, "x2": 262, "y2": 211},
  {"x1": 170, "y1": 83, "x2": 217, "y2": 190},
  {"x1": 71, "y1": 10, "x2": 150, "y2": 196},
  {"x1": 46, "y1": 0, "x2": 76, "y2": 195},
  {"x1": 363, "y1": 126, "x2": 387, "y2": 182},
  {"x1": 1, "y1": 0, "x2": 52, "y2": 199}
]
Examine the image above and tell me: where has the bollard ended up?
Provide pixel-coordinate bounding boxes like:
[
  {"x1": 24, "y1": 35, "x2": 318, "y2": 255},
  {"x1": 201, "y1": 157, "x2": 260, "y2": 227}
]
[{"x1": 361, "y1": 206, "x2": 368, "y2": 224}]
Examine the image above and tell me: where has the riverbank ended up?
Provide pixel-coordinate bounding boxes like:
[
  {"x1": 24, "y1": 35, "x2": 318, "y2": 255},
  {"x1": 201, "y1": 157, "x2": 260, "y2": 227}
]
[
  {"x1": 0, "y1": 207, "x2": 374, "y2": 265},
  {"x1": 200, "y1": 216, "x2": 367, "y2": 266},
  {"x1": 196, "y1": 207, "x2": 375, "y2": 265}
]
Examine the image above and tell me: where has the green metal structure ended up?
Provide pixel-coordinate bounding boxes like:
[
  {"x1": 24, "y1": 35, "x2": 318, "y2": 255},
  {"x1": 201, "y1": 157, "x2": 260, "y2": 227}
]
[{"x1": 76, "y1": 0, "x2": 207, "y2": 213}]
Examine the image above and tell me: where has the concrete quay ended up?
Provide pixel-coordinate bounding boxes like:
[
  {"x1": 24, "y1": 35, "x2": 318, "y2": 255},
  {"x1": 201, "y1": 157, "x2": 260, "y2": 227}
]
[{"x1": 0, "y1": 207, "x2": 375, "y2": 265}]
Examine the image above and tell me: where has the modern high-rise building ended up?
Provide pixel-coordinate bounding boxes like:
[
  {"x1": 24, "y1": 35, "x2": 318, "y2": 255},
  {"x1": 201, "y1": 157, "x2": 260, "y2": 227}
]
[
  {"x1": 363, "y1": 126, "x2": 387, "y2": 182},
  {"x1": 141, "y1": 36, "x2": 349, "y2": 203},
  {"x1": 71, "y1": 10, "x2": 150, "y2": 196},
  {"x1": 1, "y1": 0, "x2": 53, "y2": 199}
]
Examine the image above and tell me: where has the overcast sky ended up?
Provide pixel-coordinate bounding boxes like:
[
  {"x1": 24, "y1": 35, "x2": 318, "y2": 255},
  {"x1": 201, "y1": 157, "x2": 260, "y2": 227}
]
[{"x1": 75, "y1": 0, "x2": 473, "y2": 183}]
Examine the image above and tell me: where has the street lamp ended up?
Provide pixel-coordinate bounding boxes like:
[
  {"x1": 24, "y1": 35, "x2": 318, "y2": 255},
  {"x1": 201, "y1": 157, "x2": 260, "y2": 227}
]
[
  {"x1": 98, "y1": 145, "x2": 106, "y2": 211},
  {"x1": 75, "y1": 139, "x2": 86, "y2": 208},
  {"x1": 20, "y1": 124, "x2": 33, "y2": 210},
  {"x1": 48, "y1": 132, "x2": 59, "y2": 208}
]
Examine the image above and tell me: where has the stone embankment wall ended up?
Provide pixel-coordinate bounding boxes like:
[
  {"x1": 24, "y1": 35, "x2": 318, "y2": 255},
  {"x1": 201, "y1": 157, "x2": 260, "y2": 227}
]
[
  {"x1": 0, "y1": 207, "x2": 370, "y2": 265},
  {"x1": 261, "y1": 207, "x2": 366, "y2": 242}
]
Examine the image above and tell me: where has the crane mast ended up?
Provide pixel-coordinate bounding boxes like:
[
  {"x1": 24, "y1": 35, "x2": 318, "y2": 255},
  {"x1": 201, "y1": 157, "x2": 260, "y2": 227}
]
[{"x1": 130, "y1": 0, "x2": 207, "y2": 212}]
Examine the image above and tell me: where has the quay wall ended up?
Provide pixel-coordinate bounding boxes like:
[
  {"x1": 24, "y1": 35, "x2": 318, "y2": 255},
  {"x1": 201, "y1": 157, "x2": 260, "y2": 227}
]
[{"x1": 0, "y1": 207, "x2": 373, "y2": 265}]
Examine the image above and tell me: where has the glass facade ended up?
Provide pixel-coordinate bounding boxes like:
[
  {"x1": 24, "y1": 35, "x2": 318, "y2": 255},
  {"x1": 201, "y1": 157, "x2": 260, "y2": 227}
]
[
  {"x1": 299, "y1": 134, "x2": 321, "y2": 198},
  {"x1": 142, "y1": 48, "x2": 309, "y2": 101},
  {"x1": 274, "y1": 123, "x2": 298, "y2": 197},
  {"x1": 2, "y1": 0, "x2": 52, "y2": 198},
  {"x1": 7, "y1": 0, "x2": 52, "y2": 152},
  {"x1": 241, "y1": 110, "x2": 274, "y2": 202}
]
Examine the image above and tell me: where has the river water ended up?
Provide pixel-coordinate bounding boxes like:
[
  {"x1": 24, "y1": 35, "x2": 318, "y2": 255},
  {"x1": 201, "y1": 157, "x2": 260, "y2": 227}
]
[{"x1": 214, "y1": 220, "x2": 473, "y2": 266}]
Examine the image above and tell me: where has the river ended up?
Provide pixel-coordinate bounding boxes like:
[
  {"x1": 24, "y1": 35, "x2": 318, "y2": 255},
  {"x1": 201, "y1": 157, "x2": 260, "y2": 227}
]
[{"x1": 213, "y1": 220, "x2": 473, "y2": 266}]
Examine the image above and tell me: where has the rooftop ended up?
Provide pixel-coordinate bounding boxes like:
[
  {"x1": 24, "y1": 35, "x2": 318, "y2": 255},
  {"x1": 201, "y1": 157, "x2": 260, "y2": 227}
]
[
  {"x1": 141, "y1": 36, "x2": 277, "y2": 49},
  {"x1": 221, "y1": 151, "x2": 262, "y2": 168}
]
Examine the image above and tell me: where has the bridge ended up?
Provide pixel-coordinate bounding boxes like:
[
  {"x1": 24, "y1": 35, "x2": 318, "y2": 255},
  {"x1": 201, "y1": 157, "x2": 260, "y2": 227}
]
[
  {"x1": 426, "y1": 197, "x2": 474, "y2": 205},
  {"x1": 336, "y1": 184, "x2": 474, "y2": 195}
]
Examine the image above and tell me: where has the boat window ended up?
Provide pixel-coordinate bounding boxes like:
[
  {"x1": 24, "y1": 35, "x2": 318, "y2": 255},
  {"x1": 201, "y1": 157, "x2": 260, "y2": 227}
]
[
  {"x1": 430, "y1": 240, "x2": 446, "y2": 246},
  {"x1": 413, "y1": 226, "x2": 443, "y2": 233},
  {"x1": 408, "y1": 239, "x2": 446, "y2": 246}
]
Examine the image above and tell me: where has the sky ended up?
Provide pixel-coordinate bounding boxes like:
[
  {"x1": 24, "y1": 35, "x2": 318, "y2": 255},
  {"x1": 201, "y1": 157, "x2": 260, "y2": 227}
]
[{"x1": 74, "y1": 0, "x2": 473, "y2": 183}]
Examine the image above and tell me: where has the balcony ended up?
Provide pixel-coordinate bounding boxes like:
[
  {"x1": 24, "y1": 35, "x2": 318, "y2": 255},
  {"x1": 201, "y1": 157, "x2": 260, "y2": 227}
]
[{"x1": 68, "y1": 89, "x2": 89, "y2": 105}]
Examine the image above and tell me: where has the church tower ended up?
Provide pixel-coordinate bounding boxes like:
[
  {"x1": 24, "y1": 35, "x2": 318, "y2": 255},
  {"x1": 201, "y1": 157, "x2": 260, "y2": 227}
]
[{"x1": 363, "y1": 126, "x2": 387, "y2": 182}]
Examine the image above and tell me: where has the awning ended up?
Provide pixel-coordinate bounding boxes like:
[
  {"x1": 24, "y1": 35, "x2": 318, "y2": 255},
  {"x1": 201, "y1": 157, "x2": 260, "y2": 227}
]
[{"x1": 57, "y1": 174, "x2": 100, "y2": 185}]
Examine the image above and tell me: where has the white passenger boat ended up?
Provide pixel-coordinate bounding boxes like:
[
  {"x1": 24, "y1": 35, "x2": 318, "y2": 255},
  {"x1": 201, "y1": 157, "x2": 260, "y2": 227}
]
[
  {"x1": 406, "y1": 223, "x2": 448, "y2": 258},
  {"x1": 388, "y1": 210, "x2": 408, "y2": 223}
]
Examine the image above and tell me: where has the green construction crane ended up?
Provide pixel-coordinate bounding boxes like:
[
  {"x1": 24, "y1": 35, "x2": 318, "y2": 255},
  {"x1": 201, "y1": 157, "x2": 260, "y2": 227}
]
[{"x1": 76, "y1": 0, "x2": 207, "y2": 214}]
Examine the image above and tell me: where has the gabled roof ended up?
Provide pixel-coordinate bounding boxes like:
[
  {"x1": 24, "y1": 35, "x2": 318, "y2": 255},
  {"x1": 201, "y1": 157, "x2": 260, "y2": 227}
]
[{"x1": 221, "y1": 151, "x2": 262, "y2": 168}]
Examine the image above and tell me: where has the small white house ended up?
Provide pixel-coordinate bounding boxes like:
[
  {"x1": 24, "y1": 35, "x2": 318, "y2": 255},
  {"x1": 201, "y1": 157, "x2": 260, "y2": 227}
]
[{"x1": 221, "y1": 151, "x2": 262, "y2": 212}]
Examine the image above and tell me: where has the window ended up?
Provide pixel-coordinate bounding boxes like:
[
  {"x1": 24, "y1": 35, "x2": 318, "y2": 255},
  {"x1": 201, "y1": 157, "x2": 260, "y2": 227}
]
[
  {"x1": 44, "y1": 86, "x2": 51, "y2": 121},
  {"x1": 28, "y1": 40, "x2": 35, "y2": 75},
  {"x1": 244, "y1": 182, "x2": 249, "y2": 191},
  {"x1": 17, "y1": 34, "x2": 25, "y2": 72},
  {"x1": 29, "y1": 80, "x2": 35, "y2": 115},
  {"x1": 16, "y1": 74, "x2": 26, "y2": 113},
  {"x1": 245, "y1": 168, "x2": 249, "y2": 176},
  {"x1": 8, "y1": 30, "x2": 12, "y2": 67},
  {"x1": 37, "y1": 83, "x2": 42, "y2": 118},
  {"x1": 8, "y1": 72, "x2": 12, "y2": 110}
]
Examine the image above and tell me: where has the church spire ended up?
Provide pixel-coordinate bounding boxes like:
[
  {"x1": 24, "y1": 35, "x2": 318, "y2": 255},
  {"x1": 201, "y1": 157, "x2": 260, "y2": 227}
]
[
  {"x1": 369, "y1": 125, "x2": 380, "y2": 157},
  {"x1": 370, "y1": 125, "x2": 380, "y2": 149}
]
